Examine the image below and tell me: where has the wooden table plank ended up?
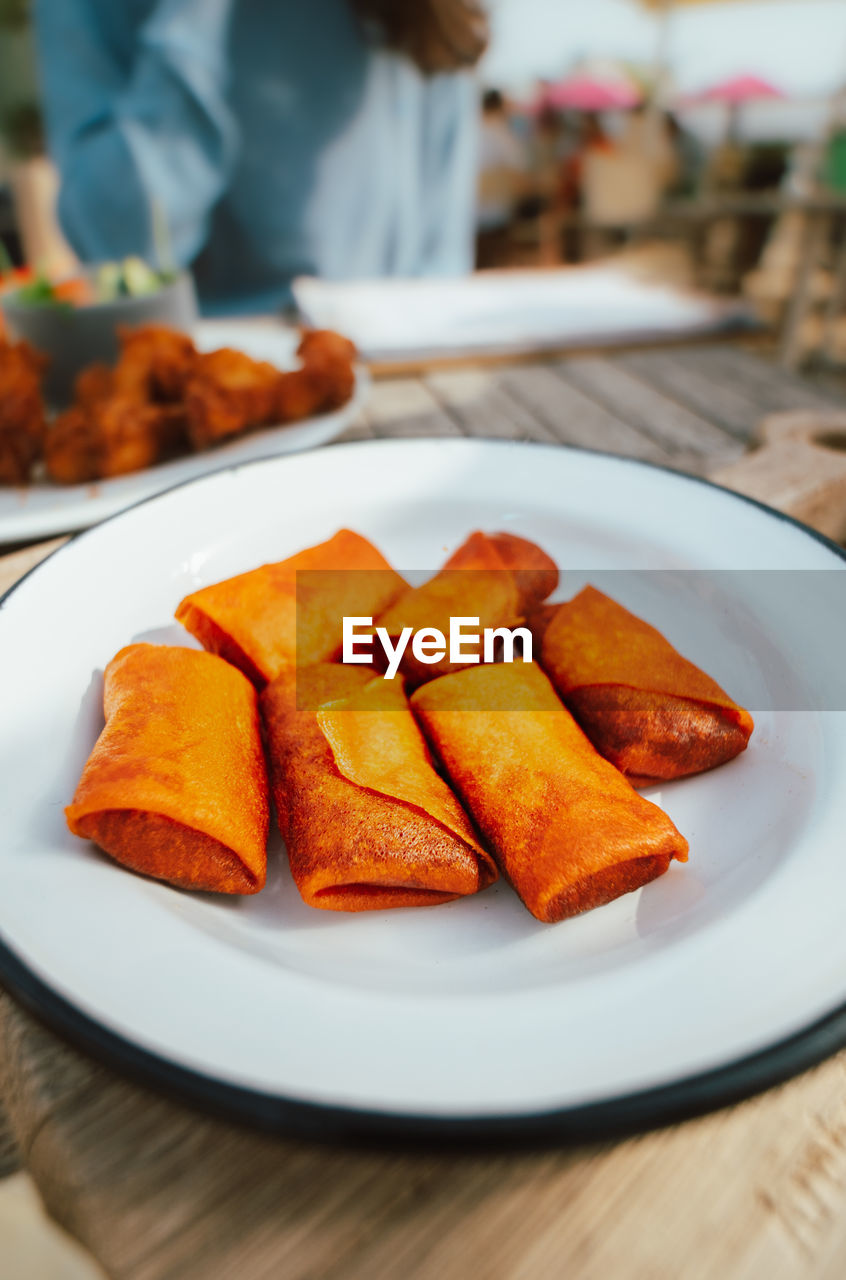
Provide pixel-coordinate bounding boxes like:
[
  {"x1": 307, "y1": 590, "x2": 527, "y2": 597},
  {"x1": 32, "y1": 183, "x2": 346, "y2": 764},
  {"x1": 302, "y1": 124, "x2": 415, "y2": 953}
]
[
  {"x1": 363, "y1": 379, "x2": 462, "y2": 439},
  {"x1": 558, "y1": 357, "x2": 745, "y2": 465},
  {"x1": 0, "y1": 538, "x2": 67, "y2": 598},
  {"x1": 617, "y1": 349, "x2": 766, "y2": 441},
  {"x1": 678, "y1": 346, "x2": 846, "y2": 416},
  {"x1": 495, "y1": 365, "x2": 672, "y2": 464},
  {"x1": 423, "y1": 369, "x2": 557, "y2": 443}
]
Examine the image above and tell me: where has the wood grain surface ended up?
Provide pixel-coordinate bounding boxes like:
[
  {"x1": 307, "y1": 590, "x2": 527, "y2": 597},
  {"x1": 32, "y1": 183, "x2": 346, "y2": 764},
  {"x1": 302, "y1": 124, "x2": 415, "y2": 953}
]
[{"x1": 2, "y1": 346, "x2": 846, "y2": 1280}]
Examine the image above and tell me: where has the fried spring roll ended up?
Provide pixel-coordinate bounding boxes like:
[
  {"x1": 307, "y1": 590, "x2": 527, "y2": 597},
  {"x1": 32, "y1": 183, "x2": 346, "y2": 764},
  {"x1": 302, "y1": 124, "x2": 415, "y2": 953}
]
[
  {"x1": 66, "y1": 644, "x2": 268, "y2": 893},
  {"x1": 374, "y1": 530, "x2": 558, "y2": 686},
  {"x1": 411, "y1": 662, "x2": 688, "y2": 923},
  {"x1": 531, "y1": 586, "x2": 754, "y2": 785},
  {"x1": 176, "y1": 529, "x2": 406, "y2": 687},
  {"x1": 261, "y1": 665, "x2": 497, "y2": 911}
]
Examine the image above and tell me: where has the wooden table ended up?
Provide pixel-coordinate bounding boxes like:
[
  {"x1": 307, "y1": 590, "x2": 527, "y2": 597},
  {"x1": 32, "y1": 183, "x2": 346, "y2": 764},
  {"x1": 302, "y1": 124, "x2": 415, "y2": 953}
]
[{"x1": 3, "y1": 344, "x2": 846, "y2": 1280}]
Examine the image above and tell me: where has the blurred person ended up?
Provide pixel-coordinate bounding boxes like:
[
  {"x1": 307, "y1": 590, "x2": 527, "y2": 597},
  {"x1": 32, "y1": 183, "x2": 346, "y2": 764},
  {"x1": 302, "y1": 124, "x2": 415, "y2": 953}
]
[
  {"x1": 516, "y1": 103, "x2": 578, "y2": 266},
  {"x1": 475, "y1": 87, "x2": 526, "y2": 267},
  {"x1": 33, "y1": 0, "x2": 488, "y2": 314},
  {"x1": 527, "y1": 104, "x2": 571, "y2": 209},
  {"x1": 561, "y1": 113, "x2": 619, "y2": 261},
  {"x1": 617, "y1": 105, "x2": 682, "y2": 197},
  {"x1": 561, "y1": 112, "x2": 613, "y2": 210}
]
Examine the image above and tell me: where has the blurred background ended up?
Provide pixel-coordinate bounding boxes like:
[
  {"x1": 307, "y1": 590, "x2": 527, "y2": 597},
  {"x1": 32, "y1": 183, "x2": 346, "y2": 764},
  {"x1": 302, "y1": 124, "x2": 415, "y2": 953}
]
[
  {"x1": 475, "y1": 0, "x2": 846, "y2": 376},
  {"x1": 2, "y1": 0, "x2": 846, "y2": 374}
]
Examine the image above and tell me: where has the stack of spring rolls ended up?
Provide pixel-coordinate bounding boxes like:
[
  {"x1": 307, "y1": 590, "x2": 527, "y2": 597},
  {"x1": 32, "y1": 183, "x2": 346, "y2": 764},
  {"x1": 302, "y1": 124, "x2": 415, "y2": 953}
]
[{"x1": 67, "y1": 526, "x2": 753, "y2": 923}]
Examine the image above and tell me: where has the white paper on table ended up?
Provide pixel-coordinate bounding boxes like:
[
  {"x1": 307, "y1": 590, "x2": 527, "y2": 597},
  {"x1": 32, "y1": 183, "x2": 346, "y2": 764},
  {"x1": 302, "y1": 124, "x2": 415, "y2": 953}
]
[{"x1": 292, "y1": 266, "x2": 754, "y2": 362}]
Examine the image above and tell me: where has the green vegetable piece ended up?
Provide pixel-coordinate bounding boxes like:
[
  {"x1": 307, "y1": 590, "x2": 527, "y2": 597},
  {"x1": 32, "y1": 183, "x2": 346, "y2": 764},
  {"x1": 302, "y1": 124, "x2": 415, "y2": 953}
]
[
  {"x1": 14, "y1": 275, "x2": 71, "y2": 310},
  {"x1": 122, "y1": 256, "x2": 160, "y2": 296},
  {"x1": 95, "y1": 261, "x2": 123, "y2": 301}
]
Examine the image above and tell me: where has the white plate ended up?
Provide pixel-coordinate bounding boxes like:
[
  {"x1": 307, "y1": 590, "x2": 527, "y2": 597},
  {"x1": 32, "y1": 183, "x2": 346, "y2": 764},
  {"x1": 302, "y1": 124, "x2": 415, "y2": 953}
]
[
  {"x1": 0, "y1": 321, "x2": 368, "y2": 544},
  {"x1": 293, "y1": 268, "x2": 753, "y2": 362},
  {"x1": 1, "y1": 439, "x2": 845, "y2": 1143}
]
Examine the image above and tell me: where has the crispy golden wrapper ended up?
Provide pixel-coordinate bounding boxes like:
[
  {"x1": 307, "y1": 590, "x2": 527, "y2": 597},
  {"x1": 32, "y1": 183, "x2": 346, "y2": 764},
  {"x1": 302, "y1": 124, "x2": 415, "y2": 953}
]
[
  {"x1": 531, "y1": 587, "x2": 754, "y2": 785},
  {"x1": 261, "y1": 664, "x2": 496, "y2": 911},
  {"x1": 66, "y1": 644, "x2": 268, "y2": 893},
  {"x1": 412, "y1": 661, "x2": 688, "y2": 923}
]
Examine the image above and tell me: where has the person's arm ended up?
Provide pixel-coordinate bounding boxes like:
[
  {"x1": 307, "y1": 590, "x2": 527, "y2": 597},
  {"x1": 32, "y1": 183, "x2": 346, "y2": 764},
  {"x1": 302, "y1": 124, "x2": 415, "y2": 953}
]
[{"x1": 32, "y1": 0, "x2": 239, "y2": 266}]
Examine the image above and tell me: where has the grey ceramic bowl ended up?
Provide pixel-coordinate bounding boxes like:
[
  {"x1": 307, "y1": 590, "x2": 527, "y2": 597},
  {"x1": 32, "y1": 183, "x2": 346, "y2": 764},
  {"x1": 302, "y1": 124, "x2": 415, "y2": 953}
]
[{"x1": 0, "y1": 270, "x2": 198, "y2": 408}]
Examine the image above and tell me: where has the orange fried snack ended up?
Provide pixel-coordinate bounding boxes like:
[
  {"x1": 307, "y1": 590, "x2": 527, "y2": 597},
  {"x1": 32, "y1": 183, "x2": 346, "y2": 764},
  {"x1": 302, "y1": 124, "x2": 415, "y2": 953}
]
[
  {"x1": 73, "y1": 362, "x2": 115, "y2": 411},
  {"x1": 273, "y1": 364, "x2": 353, "y2": 422},
  {"x1": 373, "y1": 530, "x2": 558, "y2": 686},
  {"x1": 45, "y1": 397, "x2": 188, "y2": 484},
  {"x1": 114, "y1": 324, "x2": 197, "y2": 402},
  {"x1": 176, "y1": 529, "x2": 407, "y2": 687},
  {"x1": 44, "y1": 407, "x2": 98, "y2": 483},
  {"x1": 184, "y1": 347, "x2": 280, "y2": 448},
  {"x1": 261, "y1": 664, "x2": 496, "y2": 911},
  {"x1": 0, "y1": 338, "x2": 48, "y2": 485},
  {"x1": 271, "y1": 329, "x2": 357, "y2": 424},
  {"x1": 531, "y1": 586, "x2": 754, "y2": 786},
  {"x1": 297, "y1": 329, "x2": 357, "y2": 368},
  {"x1": 66, "y1": 644, "x2": 268, "y2": 893},
  {"x1": 412, "y1": 662, "x2": 688, "y2": 923}
]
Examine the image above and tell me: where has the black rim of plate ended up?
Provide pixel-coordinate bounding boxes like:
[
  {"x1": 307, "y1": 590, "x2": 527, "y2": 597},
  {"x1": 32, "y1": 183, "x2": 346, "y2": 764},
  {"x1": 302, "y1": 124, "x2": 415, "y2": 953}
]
[{"x1": 1, "y1": 438, "x2": 845, "y2": 1149}]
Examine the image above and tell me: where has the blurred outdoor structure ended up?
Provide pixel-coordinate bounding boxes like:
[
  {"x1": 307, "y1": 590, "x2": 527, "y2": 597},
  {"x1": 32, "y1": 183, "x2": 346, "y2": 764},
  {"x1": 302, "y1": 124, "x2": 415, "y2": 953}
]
[
  {"x1": 471, "y1": 2, "x2": 846, "y2": 377},
  {"x1": 1, "y1": 0, "x2": 846, "y2": 375}
]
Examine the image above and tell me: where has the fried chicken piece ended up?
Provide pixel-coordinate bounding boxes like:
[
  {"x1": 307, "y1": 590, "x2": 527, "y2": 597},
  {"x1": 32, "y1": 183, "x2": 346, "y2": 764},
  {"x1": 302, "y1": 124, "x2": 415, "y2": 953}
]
[
  {"x1": 272, "y1": 363, "x2": 353, "y2": 422},
  {"x1": 273, "y1": 367, "x2": 325, "y2": 422},
  {"x1": 271, "y1": 328, "x2": 357, "y2": 422},
  {"x1": 2, "y1": 338, "x2": 47, "y2": 380},
  {"x1": 114, "y1": 325, "x2": 197, "y2": 403},
  {"x1": 95, "y1": 398, "x2": 188, "y2": 476},
  {"x1": 184, "y1": 348, "x2": 281, "y2": 449},
  {"x1": 298, "y1": 328, "x2": 357, "y2": 410},
  {"x1": 45, "y1": 397, "x2": 189, "y2": 485},
  {"x1": 73, "y1": 362, "x2": 115, "y2": 411},
  {"x1": 44, "y1": 407, "x2": 100, "y2": 484},
  {"x1": 307, "y1": 356, "x2": 356, "y2": 413},
  {"x1": 0, "y1": 338, "x2": 48, "y2": 485},
  {"x1": 296, "y1": 328, "x2": 357, "y2": 369}
]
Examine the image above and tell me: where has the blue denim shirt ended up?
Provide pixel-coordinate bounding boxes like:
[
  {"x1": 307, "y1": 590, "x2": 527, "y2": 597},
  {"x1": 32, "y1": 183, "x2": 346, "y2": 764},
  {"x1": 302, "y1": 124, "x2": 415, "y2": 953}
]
[{"x1": 33, "y1": 0, "x2": 478, "y2": 312}]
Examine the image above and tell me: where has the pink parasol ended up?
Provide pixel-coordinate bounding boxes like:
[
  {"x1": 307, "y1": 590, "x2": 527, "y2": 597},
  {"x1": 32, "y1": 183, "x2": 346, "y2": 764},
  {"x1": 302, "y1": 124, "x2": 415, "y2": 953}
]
[
  {"x1": 688, "y1": 74, "x2": 785, "y2": 105},
  {"x1": 540, "y1": 75, "x2": 642, "y2": 112},
  {"x1": 681, "y1": 74, "x2": 785, "y2": 141}
]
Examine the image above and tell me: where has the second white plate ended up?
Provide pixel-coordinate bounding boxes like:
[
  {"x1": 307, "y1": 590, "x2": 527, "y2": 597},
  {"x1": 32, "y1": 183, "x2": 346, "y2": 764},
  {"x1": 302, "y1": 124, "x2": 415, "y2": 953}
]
[{"x1": 0, "y1": 320, "x2": 368, "y2": 544}]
